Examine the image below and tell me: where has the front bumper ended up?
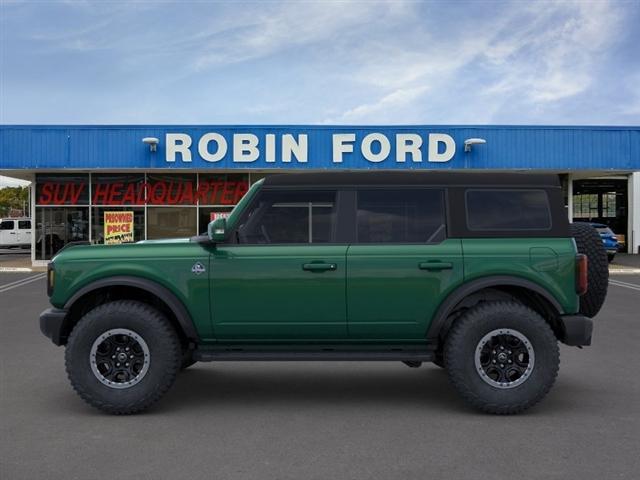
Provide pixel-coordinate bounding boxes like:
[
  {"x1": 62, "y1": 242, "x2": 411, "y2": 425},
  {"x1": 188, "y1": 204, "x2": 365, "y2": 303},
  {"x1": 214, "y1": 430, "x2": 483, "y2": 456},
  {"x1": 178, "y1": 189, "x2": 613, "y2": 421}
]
[
  {"x1": 560, "y1": 315, "x2": 593, "y2": 346},
  {"x1": 39, "y1": 308, "x2": 69, "y2": 346}
]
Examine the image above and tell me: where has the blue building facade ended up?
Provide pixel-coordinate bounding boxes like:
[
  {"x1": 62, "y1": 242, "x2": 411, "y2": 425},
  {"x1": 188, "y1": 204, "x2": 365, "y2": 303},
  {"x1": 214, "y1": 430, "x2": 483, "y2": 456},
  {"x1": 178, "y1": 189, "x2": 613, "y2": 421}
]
[{"x1": 1, "y1": 125, "x2": 638, "y2": 262}]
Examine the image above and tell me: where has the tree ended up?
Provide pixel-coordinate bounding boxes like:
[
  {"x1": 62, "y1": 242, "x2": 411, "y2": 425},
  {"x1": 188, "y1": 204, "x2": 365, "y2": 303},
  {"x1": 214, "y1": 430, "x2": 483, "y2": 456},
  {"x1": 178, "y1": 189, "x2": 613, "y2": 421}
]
[{"x1": 0, "y1": 187, "x2": 29, "y2": 217}]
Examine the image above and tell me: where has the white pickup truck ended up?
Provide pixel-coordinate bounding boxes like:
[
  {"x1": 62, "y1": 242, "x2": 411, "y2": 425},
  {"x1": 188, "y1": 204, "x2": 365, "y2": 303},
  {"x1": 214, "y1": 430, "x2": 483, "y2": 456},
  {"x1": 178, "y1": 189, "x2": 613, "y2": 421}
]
[{"x1": 0, "y1": 217, "x2": 32, "y2": 248}]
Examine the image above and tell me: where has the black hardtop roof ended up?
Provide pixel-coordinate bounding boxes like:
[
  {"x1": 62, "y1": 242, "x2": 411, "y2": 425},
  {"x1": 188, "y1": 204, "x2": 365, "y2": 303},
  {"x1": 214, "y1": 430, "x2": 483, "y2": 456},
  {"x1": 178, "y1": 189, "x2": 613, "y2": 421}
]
[{"x1": 263, "y1": 171, "x2": 561, "y2": 187}]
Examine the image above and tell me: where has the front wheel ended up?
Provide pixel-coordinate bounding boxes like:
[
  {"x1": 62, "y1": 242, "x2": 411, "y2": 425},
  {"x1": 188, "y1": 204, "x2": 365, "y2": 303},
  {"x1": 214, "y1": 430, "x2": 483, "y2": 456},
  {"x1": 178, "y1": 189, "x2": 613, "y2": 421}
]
[
  {"x1": 65, "y1": 300, "x2": 182, "y2": 414},
  {"x1": 444, "y1": 301, "x2": 559, "y2": 414}
]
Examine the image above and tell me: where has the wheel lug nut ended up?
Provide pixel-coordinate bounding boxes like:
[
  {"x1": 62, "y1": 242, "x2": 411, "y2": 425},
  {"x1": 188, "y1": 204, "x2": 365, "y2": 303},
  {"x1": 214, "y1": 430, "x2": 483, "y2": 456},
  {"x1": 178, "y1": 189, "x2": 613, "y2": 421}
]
[
  {"x1": 111, "y1": 355, "x2": 115, "y2": 359},
  {"x1": 500, "y1": 364, "x2": 504, "y2": 368},
  {"x1": 492, "y1": 360, "x2": 496, "y2": 364},
  {"x1": 125, "y1": 347, "x2": 130, "y2": 351},
  {"x1": 500, "y1": 346, "x2": 504, "y2": 350},
  {"x1": 125, "y1": 363, "x2": 129, "y2": 367},
  {"x1": 116, "y1": 363, "x2": 120, "y2": 367},
  {"x1": 508, "y1": 360, "x2": 512, "y2": 363}
]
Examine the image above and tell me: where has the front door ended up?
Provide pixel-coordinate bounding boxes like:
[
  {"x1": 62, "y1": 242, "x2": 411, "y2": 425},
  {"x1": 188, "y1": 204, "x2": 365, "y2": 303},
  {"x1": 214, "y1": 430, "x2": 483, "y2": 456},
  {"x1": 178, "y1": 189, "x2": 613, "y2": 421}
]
[
  {"x1": 346, "y1": 188, "x2": 464, "y2": 340},
  {"x1": 0, "y1": 220, "x2": 16, "y2": 246},
  {"x1": 211, "y1": 189, "x2": 347, "y2": 340}
]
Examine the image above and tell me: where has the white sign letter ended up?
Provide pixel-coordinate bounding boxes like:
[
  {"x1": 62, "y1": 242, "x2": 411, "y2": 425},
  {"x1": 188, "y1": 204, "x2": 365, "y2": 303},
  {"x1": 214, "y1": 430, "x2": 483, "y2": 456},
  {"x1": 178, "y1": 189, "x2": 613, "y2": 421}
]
[
  {"x1": 265, "y1": 134, "x2": 276, "y2": 163},
  {"x1": 166, "y1": 133, "x2": 192, "y2": 162},
  {"x1": 233, "y1": 134, "x2": 259, "y2": 162},
  {"x1": 396, "y1": 134, "x2": 423, "y2": 163},
  {"x1": 332, "y1": 134, "x2": 356, "y2": 163},
  {"x1": 428, "y1": 133, "x2": 455, "y2": 162},
  {"x1": 362, "y1": 133, "x2": 391, "y2": 163},
  {"x1": 198, "y1": 133, "x2": 227, "y2": 163},
  {"x1": 282, "y1": 134, "x2": 308, "y2": 163}
]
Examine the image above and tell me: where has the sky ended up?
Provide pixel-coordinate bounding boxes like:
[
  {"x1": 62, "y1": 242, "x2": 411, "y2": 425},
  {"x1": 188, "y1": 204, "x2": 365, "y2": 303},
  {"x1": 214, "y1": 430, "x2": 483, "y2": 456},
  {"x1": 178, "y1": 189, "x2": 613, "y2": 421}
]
[{"x1": 0, "y1": 0, "x2": 639, "y2": 128}]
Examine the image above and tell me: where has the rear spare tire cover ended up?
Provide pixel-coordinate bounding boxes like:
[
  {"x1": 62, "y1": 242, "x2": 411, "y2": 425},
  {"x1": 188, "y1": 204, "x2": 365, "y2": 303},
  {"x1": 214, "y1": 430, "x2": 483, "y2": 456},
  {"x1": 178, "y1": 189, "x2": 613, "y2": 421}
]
[{"x1": 571, "y1": 223, "x2": 608, "y2": 318}]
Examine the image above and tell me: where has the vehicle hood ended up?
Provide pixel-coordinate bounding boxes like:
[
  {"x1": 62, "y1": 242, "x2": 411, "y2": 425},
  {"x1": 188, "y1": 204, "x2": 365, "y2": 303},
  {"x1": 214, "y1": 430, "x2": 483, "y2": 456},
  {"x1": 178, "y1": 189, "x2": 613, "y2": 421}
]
[
  {"x1": 136, "y1": 238, "x2": 191, "y2": 244},
  {"x1": 51, "y1": 238, "x2": 192, "y2": 262}
]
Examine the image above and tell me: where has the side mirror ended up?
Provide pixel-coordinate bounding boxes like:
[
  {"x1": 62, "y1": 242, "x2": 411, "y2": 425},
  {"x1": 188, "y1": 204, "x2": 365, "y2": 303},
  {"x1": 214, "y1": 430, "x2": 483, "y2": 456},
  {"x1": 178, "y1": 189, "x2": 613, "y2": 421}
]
[{"x1": 208, "y1": 217, "x2": 227, "y2": 243}]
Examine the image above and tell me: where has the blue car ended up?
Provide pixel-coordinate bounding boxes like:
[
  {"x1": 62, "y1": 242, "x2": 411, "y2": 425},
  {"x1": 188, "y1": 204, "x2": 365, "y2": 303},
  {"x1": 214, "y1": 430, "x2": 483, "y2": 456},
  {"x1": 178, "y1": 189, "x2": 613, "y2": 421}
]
[{"x1": 585, "y1": 222, "x2": 620, "y2": 262}]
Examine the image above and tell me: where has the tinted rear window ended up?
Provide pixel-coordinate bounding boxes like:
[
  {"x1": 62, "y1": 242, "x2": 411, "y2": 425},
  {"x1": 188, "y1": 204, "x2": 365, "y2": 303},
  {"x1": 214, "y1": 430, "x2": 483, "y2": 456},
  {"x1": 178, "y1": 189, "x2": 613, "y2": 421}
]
[
  {"x1": 466, "y1": 189, "x2": 551, "y2": 231},
  {"x1": 357, "y1": 189, "x2": 445, "y2": 243}
]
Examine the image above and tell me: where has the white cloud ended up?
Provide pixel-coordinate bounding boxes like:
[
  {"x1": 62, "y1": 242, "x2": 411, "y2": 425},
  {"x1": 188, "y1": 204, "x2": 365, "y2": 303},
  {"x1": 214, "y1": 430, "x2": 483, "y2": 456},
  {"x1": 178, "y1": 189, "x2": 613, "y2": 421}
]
[
  {"x1": 482, "y1": 1, "x2": 622, "y2": 103},
  {"x1": 326, "y1": 0, "x2": 627, "y2": 123},
  {"x1": 192, "y1": 1, "x2": 411, "y2": 70},
  {"x1": 324, "y1": 85, "x2": 429, "y2": 124}
]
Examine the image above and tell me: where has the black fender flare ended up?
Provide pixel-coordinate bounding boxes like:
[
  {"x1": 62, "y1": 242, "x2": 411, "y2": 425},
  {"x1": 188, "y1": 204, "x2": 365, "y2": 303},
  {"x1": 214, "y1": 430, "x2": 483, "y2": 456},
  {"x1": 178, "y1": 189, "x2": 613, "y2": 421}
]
[
  {"x1": 426, "y1": 275, "x2": 565, "y2": 342},
  {"x1": 64, "y1": 276, "x2": 199, "y2": 341}
]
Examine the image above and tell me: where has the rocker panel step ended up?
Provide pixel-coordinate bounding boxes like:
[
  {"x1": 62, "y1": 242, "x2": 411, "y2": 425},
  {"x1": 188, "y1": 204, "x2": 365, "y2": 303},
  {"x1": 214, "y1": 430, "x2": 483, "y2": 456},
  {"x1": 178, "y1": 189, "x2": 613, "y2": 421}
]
[{"x1": 193, "y1": 349, "x2": 434, "y2": 362}]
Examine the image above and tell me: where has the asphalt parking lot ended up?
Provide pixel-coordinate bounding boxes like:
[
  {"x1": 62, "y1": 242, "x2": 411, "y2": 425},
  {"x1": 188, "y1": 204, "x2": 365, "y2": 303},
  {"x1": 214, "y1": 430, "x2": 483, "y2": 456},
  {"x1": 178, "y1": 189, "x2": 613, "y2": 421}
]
[{"x1": 1, "y1": 267, "x2": 639, "y2": 480}]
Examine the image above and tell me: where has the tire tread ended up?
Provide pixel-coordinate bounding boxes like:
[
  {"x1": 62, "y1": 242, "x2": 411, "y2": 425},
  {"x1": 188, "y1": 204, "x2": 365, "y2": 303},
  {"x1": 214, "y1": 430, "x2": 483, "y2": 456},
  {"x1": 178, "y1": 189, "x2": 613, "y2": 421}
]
[
  {"x1": 444, "y1": 301, "x2": 559, "y2": 415},
  {"x1": 65, "y1": 300, "x2": 181, "y2": 415}
]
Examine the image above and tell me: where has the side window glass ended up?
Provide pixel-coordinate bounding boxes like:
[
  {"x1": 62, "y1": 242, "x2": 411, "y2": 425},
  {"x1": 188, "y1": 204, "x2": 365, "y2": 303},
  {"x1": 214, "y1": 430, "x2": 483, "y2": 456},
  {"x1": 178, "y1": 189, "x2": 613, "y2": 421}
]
[
  {"x1": 19, "y1": 220, "x2": 31, "y2": 229},
  {"x1": 1, "y1": 220, "x2": 15, "y2": 230},
  {"x1": 466, "y1": 189, "x2": 551, "y2": 230},
  {"x1": 237, "y1": 190, "x2": 336, "y2": 244},
  {"x1": 357, "y1": 189, "x2": 445, "y2": 243}
]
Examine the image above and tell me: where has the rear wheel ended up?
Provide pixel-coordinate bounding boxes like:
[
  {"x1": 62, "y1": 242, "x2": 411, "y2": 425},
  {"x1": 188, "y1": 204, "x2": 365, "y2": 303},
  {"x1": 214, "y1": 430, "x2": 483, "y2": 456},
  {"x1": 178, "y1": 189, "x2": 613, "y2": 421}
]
[
  {"x1": 65, "y1": 300, "x2": 181, "y2": 414},
  {"x1": 444, "y1": 301, "x2": 559, "y2": 414}
]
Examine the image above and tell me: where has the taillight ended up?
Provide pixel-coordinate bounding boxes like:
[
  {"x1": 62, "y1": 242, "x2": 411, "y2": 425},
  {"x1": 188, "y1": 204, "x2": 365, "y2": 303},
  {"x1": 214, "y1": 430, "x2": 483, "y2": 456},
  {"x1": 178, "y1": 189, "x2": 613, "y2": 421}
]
[
  {"x1": 47, "y1": 263, "x2": 55, "y2": 297},
  {"x1": 576, "y1": 254, "x2": 588, "y2": 296}
]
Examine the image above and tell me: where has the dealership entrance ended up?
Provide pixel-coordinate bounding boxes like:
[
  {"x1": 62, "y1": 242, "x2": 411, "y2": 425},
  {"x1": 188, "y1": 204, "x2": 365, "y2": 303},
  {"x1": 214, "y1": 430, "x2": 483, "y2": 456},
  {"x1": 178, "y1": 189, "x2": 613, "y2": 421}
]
[{"x1": 572, "y1": 177, "x2": 629, "y2": 247}]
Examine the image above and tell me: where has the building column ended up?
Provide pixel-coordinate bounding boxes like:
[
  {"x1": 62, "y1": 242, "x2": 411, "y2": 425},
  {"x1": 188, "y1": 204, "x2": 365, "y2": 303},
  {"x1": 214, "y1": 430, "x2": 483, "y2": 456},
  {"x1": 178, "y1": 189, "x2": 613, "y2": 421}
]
[
  {"x1": 567, "y1": 173, "x2": 573, "y2": 222},
  {"x1": 29, "y1": 176, "x2": 36, "y2": 266},
  {"x1": 630, "y1": 172, "x2": 640, "y2": 254}
]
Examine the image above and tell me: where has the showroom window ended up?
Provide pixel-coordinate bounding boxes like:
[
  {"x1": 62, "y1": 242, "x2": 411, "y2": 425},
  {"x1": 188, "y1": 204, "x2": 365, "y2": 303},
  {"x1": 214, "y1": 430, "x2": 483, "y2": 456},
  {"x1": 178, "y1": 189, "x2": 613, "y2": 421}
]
[
  {"x1": 34, "y1": 172, "x2": 252, "y2": 257},
  {"x1": 35, "y1": 174, "x2": 90, "y2": 260}
]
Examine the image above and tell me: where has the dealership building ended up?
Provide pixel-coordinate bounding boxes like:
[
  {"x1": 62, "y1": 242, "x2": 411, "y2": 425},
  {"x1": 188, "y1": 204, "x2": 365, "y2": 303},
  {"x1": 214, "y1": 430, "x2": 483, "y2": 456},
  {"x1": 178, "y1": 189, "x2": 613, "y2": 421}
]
[{"x1": 0, "y1": 125, "x2": 639, "y2": 265}]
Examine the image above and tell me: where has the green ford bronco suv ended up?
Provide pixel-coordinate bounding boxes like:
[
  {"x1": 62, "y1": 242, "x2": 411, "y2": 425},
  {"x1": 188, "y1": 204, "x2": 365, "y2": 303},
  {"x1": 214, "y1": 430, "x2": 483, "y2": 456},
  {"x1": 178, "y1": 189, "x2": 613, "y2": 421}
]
[{"x1": 40, "y1": 172, "x2": 608, "y2": 415}]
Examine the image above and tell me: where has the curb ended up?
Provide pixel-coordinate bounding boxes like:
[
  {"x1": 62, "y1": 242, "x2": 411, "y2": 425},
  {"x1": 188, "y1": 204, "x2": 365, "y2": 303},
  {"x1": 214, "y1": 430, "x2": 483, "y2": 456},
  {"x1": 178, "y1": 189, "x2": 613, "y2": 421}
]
[
  {"x1": 0, "y1": 267, "x2": 47, "y2": 273},
  {"x1": 609, "y1": 267, "x2": 640, "y2": 274}
]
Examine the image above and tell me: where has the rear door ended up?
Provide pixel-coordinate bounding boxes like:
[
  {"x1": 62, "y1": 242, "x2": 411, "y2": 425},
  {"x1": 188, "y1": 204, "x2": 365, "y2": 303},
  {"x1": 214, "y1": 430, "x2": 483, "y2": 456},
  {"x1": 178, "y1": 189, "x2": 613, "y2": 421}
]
[
  {"x1": 346, "y1": 188, "x2": 463, "y2": 340},
  {"x1": 211, "y1": 188, "x2": 348, "y2": 340},
  {"x1": 18, "y1": 220, "x2": 31, "y2": 245}
]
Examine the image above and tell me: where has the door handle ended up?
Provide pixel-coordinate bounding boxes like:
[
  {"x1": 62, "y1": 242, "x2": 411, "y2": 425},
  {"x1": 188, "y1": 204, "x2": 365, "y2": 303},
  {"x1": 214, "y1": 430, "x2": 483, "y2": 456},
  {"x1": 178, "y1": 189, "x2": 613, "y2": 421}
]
[
  {"x1": 302, "y1": 263, "x2": 337, "y2": 272},
  {"x1": 419, "y1": 261, "x2": 453, "y2": 271}
]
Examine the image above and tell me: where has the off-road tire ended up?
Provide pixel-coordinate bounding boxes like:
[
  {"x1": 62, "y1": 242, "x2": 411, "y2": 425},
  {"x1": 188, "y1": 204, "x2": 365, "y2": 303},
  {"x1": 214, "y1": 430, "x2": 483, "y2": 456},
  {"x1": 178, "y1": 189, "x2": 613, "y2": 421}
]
[
  {"x1": 65, "y1": 300, "x2": 181, "y2": 414},
  {"x1": 571, "y1": 223, "x2": 608, "y2": 318},
  {"x1": 444, "y1": 301, "x2": 559, "y2": 414}
]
